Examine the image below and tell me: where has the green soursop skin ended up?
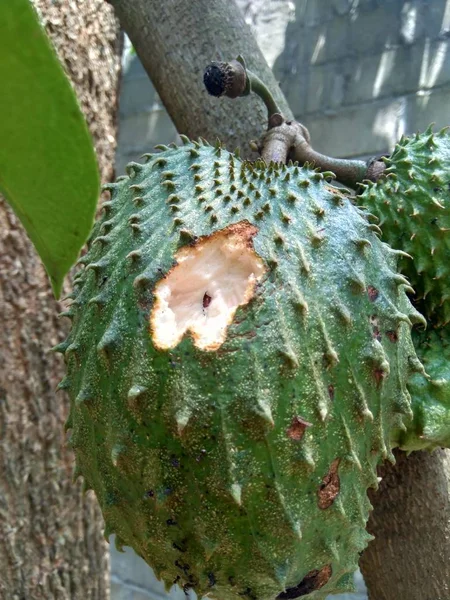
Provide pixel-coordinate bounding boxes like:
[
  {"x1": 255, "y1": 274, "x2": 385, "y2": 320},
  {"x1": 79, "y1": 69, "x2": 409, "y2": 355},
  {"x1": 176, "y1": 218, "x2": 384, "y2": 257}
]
[
  {"x1": 357, "y1": 127, "x2": 450, "y2": 326},
  {"x1": 59, "y1": 140, "x2": 425, "y2": 600},
  {"x1": 397, "y1": 328, "x2": 450, "y2": 452}
]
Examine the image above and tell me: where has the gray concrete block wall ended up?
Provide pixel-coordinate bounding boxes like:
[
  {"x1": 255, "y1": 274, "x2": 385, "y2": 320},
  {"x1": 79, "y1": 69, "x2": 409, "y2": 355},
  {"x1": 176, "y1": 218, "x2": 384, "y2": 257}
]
[
  {"x1": 112, "y1": 1, "x2": 450, "y2": 599},
  {"x1": 273, "y1": 0, "x2": 450, "y2": 157},
  {"x1": 116, "y1": 0, "x2": 450, "y2": 173}
]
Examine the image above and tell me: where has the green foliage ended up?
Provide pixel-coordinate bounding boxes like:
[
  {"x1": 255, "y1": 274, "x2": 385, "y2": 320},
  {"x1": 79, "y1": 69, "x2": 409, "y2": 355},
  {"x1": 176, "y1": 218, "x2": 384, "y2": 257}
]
[{"x1": 0, "y1": 0, "x2": 99, "y2": 298}]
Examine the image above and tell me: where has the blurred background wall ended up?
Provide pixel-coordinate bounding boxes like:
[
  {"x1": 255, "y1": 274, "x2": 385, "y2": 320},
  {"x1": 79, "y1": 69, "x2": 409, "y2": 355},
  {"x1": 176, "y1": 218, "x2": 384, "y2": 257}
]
[
  {"x1": 111, "y1": 1, "x2": 450, "y2": 598},
  {"x1": 116, "y1": 0, "x2": 450, "y2": 175}
]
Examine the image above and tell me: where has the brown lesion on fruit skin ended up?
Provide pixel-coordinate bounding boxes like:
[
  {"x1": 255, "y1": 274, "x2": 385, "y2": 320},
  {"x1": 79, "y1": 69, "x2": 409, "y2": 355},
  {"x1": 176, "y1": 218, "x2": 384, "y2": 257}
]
[
  {"x1": 276, "y1": 565, "x2": 332, "y2": 598},
  {"x1": 386, "y1": 329, "x2": 398, "y2": 343},
  {"x1": 202, "y1": 293, "x2": 212, "y2": 309},
  {"x1": 370, "y1": 314, "x2": 382, "y2": 341},
  {"x1": 287, "y1": 416, "x2": 312, "y2": 441},
  {"x1": 150, "y1": 220, "x2": 267, "y2": 352},
  {"x1": 318, "y1": 458, "x2": 341, "y2": 509},
  {"x1": 372, "y1": 326, "x2": 382, "y2": 341},
  {"x1": 367, "y1": 286, "x2": 379, "y2": 301},
  {"x1": 325, "y1": 185, "x2": 346, "y2": 197},
  {"x1": 373, "y1": 368, "x2": 387, "y2": 388}
]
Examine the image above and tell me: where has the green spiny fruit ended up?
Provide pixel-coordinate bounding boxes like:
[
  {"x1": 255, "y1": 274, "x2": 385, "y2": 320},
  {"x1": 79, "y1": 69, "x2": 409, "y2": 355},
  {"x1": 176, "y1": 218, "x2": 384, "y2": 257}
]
[
  {"x1": 395, "y1": 327, "x2": 450, "y2": 452},
  {"x1": 357, "y1": 126, "x2": 450, "y2": 326},
  {"x1": 58, "y1": 140, "x2": 425, "y2": 600}
]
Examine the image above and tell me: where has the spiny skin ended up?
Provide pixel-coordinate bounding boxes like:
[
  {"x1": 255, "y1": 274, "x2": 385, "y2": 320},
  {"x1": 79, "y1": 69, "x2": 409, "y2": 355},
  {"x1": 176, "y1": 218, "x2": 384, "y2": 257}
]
[
  {"x1": 395, "y1": 328, "x2": 450, "y2": 452},
  {"x1": 59, "y1": 141, "x2": 424, "y2": 600},
  {"x1": 357, "y1": 126, "x2": 450, "y2": 326}
]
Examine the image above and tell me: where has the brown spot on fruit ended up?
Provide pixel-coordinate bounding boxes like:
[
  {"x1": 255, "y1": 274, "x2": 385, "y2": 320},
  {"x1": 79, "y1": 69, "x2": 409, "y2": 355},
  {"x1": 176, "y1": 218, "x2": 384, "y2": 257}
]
[
  {"x1": 318, "y1": 458, "x2": 340, "y2": 509},
  {"x1": 328, "y1": 385, "x2": 335, "y2": 400},
  {"x1": 150, "y1": 221, "x2": 266, "y2": 351},
  {"x1": 276, "y1": 565, "x2": 332, "y2": 598},
  {"x1": 325, "y1": 184, "x2": 345, "y2": 197},
  {"x1": 386, "y1": 329, "x2": 398, "y2": 343},
  {"x1": 287, "y1": 416, "x2": 312, "y2": 441},
  {"x1": 369, "y1": 314, "x2": 382, "y2": 341},
  {"x1": 367, "y1": 286, "x2": 379, "y2": 301},
  {"x1": 373, "y1": 367, "x2": 388, "y2": 388},
  {"x1": 372, "y1": 326, "x2": 382, "y2": 341},
  {"x1": 203, "y1": 293, "x2": 212, "y2": 308}
]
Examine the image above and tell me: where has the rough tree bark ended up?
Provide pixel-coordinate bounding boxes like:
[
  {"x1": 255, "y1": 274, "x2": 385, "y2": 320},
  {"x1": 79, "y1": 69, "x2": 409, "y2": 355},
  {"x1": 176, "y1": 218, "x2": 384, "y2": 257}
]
[
  {"x1": 106, "y1": 0, "x2": 293, "y2": 156},
  {"x1": 360, "y1": 449, "x2": 450, "y2": 600},
  {"x1": 0, "y1": 2, "x2": 121, "y2": 598},
  {"x1": 106, "y1": 1, "x2": 450, "y2": 599}
]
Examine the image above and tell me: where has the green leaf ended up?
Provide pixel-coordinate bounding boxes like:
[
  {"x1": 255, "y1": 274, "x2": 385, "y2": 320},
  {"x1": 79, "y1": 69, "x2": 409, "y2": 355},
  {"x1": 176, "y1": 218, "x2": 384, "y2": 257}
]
[{"x1": 0, "y1": 0, "x2": 100, "y2": 298}]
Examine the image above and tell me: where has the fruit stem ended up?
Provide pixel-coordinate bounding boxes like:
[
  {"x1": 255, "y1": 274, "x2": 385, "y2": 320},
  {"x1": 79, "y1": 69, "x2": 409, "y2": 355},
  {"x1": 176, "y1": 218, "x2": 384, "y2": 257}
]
[
  {"x1": 246, "y1": 70, "x2": 281, "y2": 118},
  {"x1": 259, "y1": 115, "x2": 385, "y2": 186},
  {"x1": 292, "y1": 139, "x2": 370, "y2": 188},
  {"x1": 292, "y1": 143, "x2": 386, "y2": 187},
  {"x1": 204, "y1": 58, "x2": 386, "y2": 187},
  {"x1": 204, "y1": 57, "x2": 281, "y2": 118}
]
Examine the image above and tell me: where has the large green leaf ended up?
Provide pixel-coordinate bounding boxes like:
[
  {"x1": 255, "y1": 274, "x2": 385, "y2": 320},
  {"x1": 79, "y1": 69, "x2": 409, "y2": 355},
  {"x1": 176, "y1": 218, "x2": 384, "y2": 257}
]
[{"x1": 0, "y1": 0, "x2": 99, "y2": 298}]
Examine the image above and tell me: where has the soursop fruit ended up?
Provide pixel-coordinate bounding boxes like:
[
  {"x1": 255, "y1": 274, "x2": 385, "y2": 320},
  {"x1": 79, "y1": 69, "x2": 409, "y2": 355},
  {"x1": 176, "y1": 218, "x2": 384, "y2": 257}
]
[
  {"x1": 58, "y1": 139, "x2": 426, "y2": 600},
  {"x1": 357, "y1": 126, "x2": 450, "y2": 326},
  {"x1": 396, "y1": 327, "x2": 450, "y2": 452}
]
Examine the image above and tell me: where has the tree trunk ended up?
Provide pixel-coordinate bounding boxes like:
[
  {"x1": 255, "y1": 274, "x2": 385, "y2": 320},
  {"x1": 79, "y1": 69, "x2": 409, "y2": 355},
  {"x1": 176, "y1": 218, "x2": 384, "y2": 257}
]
[
  {"x1": 360, "y1": 449, "x2": 450, "y2": 600},
  {"x1": 106, "y1": 0, "x2": 293, "y2": 156},
  {"x1": 105, "y1": 2, "x2": 450, "y2": 599},
  {"x1": 0, "y1": 2, "x2": 121, "y2": 598}
]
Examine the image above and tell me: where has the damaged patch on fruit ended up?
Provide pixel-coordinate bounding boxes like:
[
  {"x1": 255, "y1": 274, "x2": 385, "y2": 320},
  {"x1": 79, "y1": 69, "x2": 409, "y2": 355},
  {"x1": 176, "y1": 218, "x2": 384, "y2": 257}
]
[
  {"x1": 287, "y1": 416, "x2": 312, "y2": 441},
  {"x1": 150, "y1": 221, "x2": 266, "y2": 351},
  {"x1": 318, "y1": 458, "x2": 341, "y2": 509},
  {"x1": 276, "y1": 565, "x2": 332, "y2": 598},
  {"x1": 367, "y1": 286, "x2": 379, "y2": 302}
]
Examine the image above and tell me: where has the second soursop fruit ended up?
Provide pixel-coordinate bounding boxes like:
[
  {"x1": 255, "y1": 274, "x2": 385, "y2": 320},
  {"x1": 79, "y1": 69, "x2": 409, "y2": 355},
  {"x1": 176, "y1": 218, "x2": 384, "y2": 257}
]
[
  {"x1": 396, "y1": 327, "x2": 450, "y2": 452},
  {"x1": 357, "y1": 127, "x2": 450, "y2": 325},
  {"x1": 59, "y1": 140, "x2": 425, "y2": 600}
]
